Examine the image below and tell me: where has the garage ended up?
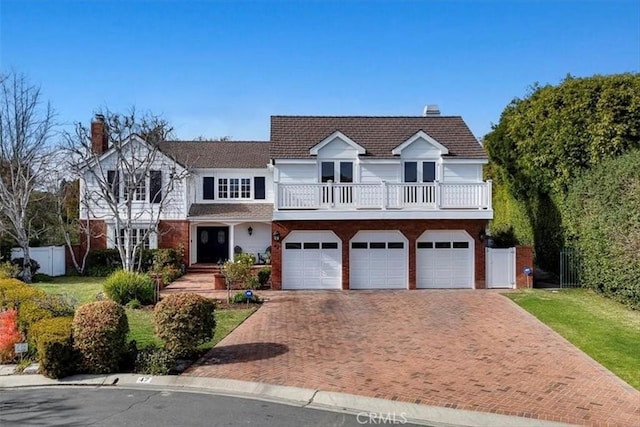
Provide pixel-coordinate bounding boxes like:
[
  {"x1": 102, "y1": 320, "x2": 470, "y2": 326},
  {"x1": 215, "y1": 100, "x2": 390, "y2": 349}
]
[
  {"x1": 282, "y1": 231, "x2": 342, "y2": 289},
  {"x1": 416, "y1": 230, "x2": 474, "y2": 289},
  {"x1": 350, "y1": 231, "x2": 408, "y2": 289}
]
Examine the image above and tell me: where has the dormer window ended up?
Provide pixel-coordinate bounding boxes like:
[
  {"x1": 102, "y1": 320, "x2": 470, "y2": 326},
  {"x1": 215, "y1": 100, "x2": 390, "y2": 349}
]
[
  {"x1": 404, "y1": 161, "x2": 437, "y2": 183},
  {"x1": 321, "y1": 161, "x2": 353, "y2": 183}
]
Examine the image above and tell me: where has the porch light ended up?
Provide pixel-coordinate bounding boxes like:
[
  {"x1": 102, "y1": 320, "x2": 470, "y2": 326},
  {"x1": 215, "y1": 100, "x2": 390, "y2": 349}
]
[
  {"x1": 248, "y1": 226, "x2": 253, "y2": 236},
  {"x1": 272, "y1": 231, "x2": 281, "y2": 242}
]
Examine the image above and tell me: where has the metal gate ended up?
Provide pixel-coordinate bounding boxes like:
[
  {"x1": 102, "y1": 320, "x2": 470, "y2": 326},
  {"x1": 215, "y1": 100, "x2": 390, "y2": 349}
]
[
  {"x1": 486, "y1": 247, "x2": 516, "y2": 288},
  {"x1": 560, "y1": 247, "x2": 581, "y2": 288}
]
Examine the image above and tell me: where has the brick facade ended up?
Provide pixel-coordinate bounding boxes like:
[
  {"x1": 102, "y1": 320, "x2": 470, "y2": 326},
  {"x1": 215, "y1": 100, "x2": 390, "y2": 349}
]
[
  {"x1": 515, "y1": 245, "x2": 534, "y2": 289},
  {"x1": 271, "y1": 219, "x2": 488, "y2": 290},
  {"x1": 157, "y1": 220, "x2": 190, "y2": 265}
]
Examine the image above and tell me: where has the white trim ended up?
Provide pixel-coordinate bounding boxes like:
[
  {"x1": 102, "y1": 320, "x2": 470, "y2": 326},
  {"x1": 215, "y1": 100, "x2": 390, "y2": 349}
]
[
  {"x1": 392, "y1": 131, "x2": 449, "y2": 156},
  {"x1": 273, "y1": 159, "x2": 318, "y2": 164},
  {"x1": 416, "y1": 229, "x2": 475, "y2": 289},
  {"x1": 442, "y1": 158, "x2": 489, "y2": 164},
  {"x1": 349, "y1": 230, "x2": 409, "y2": 289},
  {"x1": 273, "y1": 209, "x2": 493, "y2": 221},
  {"x1": 310, "y1": 131, "x2": 366, "y2": 156}
]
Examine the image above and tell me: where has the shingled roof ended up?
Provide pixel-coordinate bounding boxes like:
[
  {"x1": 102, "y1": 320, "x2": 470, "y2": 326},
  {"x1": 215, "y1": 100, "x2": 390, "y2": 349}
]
[
  {"x1": 189, "y1": 203, "x2": 273, "y2": 219},
  {"x1": 270, "y1": 116, "x2": 486, "y2": 159},
  {"x1": 157, "y1": 141, "x2": 270, "y2": 168}
]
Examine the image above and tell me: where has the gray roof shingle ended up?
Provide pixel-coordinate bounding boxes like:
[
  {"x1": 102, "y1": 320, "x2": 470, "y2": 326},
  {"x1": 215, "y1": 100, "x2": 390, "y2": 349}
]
[
  {"x1": 158, "y1": 141, "x2": 270, "y2": 168},
  {"x1": 270, "y1": 116, "x2": 486, "y2": 159},
  {"x1": 188, "y1": 203, "x2": 273, "y2": 219}
]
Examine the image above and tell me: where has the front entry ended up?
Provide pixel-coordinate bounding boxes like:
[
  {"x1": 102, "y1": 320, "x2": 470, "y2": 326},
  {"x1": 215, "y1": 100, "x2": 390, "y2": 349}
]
[{"x1": 196, "y1": 227, "x2": 229, "y2": 263}]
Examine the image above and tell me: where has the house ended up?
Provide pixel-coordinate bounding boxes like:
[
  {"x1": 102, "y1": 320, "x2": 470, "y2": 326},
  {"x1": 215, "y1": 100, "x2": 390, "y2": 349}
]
[{"x1": 82, "y1": 109, "x2": 496, "y2": 289}]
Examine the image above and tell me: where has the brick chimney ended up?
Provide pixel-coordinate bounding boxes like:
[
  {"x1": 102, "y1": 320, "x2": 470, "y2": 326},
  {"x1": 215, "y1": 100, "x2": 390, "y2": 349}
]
[{"x1": 91, "y1": 114, "x2": 108, "y2": 154}]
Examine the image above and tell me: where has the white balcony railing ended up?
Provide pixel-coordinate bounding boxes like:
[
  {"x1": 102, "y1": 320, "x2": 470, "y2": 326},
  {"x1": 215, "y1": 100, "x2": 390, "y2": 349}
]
[{"x1": 275, "y1": 181, "x2": 492, "y2": 211}]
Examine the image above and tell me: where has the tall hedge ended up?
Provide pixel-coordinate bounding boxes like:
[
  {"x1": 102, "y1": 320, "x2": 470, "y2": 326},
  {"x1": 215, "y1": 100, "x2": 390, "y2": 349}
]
[{"x1": 564, "y1": 150, "x2": 640, "y2": 308}]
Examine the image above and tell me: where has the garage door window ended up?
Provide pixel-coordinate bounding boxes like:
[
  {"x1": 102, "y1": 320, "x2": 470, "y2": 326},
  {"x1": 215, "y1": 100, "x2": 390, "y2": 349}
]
[
  {"x1": 304, "y1": 242, "x2": 320, "y2": 249},
  {"x1": 370, "y1": 242, "x2": 386, "y2": 249},
  {"x1": 417, "y1": 242, "x2": 433, "y2": 249},
  {"x1": 435, "y1": 242, "x2": 451, "y2": 248},
  {"x1": 352, "y1": 242, "x2": 367, "y2": 249},
  {"x1": 388, "y1": 242, "x2": 404, "y2": 249},
  {"x1": 453, "y1": 242, "x2": 469, "y2": 248},
  {"x1": 322, "y1": 242, "x2": 338, "y2": 249},
  {"x1": 285, "y1": 243, "x2": 302, "y2": 249}
]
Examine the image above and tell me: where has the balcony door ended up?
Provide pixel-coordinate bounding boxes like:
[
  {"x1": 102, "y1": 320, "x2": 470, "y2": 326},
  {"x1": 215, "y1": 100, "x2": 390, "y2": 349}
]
[
  {"x1": 321, "y1": 161, "x2": 353, "y2": 205},
  {"x1": 403, "y1": 161, "x2": 437, "y2": 205}
]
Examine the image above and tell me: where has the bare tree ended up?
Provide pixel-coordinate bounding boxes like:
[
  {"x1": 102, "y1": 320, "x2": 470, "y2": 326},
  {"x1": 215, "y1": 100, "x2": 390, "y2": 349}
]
[
  {"x1": 63, "y1": 108, "x2": 189, "y2": 272},
  {"x1": 0, "y1": 72, "x2": 56, "y2": 282}
]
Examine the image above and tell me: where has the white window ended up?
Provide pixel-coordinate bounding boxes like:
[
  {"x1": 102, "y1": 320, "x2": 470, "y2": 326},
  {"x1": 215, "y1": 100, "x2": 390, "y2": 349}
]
[
  {"x1": 404, "y1": 161, "x2": 437, "y2": 183},
  {"x1": 124, "y1": 173, "x2": 146, "y2": 201},
  {"x1": 116, "y1": 228, "x2": 150, "y2": 249},
  {"x1": 218, "y1": 178, "x2": 251, "y2": 199}
]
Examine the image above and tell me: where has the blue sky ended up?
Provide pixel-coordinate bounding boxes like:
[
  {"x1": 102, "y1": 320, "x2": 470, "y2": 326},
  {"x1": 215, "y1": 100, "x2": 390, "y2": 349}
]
[{"x1": 1, "y1": 0, "x2": 638, "y2": 141}]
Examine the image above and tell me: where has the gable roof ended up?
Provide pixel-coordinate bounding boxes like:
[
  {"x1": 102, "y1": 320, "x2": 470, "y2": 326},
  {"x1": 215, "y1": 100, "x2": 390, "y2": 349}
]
[
  {"x1": 270, "y1": 116, "x2": 486, "y2": 159},
  {"x1": 157, "y1": 141, "x2": 270, "y2": 168}
]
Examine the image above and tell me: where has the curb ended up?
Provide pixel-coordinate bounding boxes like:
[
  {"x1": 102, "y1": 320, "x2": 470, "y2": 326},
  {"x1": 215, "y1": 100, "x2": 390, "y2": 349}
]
[{"x1": 0, "y1": 373, "x2": 574, "y2": 427}]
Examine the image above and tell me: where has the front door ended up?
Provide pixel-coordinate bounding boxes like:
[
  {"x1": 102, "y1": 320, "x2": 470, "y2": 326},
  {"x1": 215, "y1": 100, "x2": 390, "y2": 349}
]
[{"x1": 196, "y1": 227, "x2": 229, "y2": 263}]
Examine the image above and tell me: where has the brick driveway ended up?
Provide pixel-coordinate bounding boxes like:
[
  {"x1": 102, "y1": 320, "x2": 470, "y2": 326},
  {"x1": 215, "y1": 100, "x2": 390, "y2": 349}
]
[{"x1": 184, "y1": 291, "x2": 640, "y2": 426}]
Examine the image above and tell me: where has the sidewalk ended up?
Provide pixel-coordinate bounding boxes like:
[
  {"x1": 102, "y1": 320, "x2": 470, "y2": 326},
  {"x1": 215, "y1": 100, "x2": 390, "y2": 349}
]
[{"x1": 0, "y1": 372, "x2": 573, "y2": 427}]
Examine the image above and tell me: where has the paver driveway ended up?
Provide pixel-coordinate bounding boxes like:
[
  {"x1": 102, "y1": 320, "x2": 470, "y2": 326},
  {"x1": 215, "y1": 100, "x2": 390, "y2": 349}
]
[{"x1": 184, "y1": 291, "x2": 640, "y2": 426}]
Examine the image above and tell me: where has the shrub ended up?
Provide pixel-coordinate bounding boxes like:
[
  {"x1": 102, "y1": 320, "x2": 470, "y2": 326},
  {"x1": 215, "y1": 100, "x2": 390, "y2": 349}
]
[
  {"x1": 11, "y1": 257, "x2": 40, "y2": 280},
  {"x1": 30, "y1": 317, "x2": 76, "y2": 379},
  {"x1": 153, "y1": 293, "x2": 216, "y2": 358},
  {"x1": 104, "y1": 270, "x2": 155, "y2": 305},
  {"x1": 257, "y1": 266, "x2": 271, "y2": 287},
  {"x1": 126, "y1": 298, "x2": 141, "y2": 309},
  {"x1": 32, "y1": 273, "x2": 54, "y2": 283},
  {"x1": 231, "y1": 291, "x2": 261, "y2": 304},
  {"x1": 0, "y1": 309, "x2": 21, "y2": 363},
  {"x1": 72, "y1": 300, "x2": 129, "y2": 374},
  {"x1": 86, "y1": 249, "x2": 121, "y2": 276},
  {"x1": 135, "y1": 345, "x2": 175, "y2": 375},
  {"x1": 221, "y1": 255, "x2": 253, "y2": 289},
  {"x1": 18, "y1": 294, "x2": 76, "y2": 332},
  {"x1": 0, "y1": 279, "x2": 46, "y2": 310},
  {"x1": 247, "y1": 276, "x2": 260, "y2": 290},
  {"x1": 0, "y1": 261, "x2": 19, "y2": 279}
]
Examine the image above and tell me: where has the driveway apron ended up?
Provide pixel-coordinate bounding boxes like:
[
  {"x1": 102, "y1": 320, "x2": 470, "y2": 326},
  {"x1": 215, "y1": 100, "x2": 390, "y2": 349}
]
[{"x1": 184, "y1": 291, "x2": 640, "y2": 426}]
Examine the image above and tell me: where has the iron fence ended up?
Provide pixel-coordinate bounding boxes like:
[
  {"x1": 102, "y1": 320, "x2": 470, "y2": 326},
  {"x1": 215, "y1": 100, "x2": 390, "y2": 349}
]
[{"x1": 560, "y1": 247, "x2": 581, "y2": 288}]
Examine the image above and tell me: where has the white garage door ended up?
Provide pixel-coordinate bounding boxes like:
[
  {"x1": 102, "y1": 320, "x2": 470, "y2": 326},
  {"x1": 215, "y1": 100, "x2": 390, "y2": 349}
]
[
  {"x1": 350, "y1": 231, "x2": 408, "y2": 289},
  {"x1": 417, "y1": 230, "x2": 474, "y2": 289},
  {"x1": 282, "y1": 231, "x2": 341, "y2": 289}
]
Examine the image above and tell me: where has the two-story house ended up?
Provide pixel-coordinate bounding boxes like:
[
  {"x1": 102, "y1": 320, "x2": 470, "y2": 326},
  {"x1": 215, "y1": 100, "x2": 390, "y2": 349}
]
[{"x1": 82, "y1": 110, "x2": 493, "y2": 290}]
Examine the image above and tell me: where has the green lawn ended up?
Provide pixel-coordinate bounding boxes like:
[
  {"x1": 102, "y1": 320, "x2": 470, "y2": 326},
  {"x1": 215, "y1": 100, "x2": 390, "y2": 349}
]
[
  {"x1": 33, "y1": 276, "x2": 256, "y2": 351},
  {"x1": 506, "y1": 288, "x2": 640, "y2": 390}
]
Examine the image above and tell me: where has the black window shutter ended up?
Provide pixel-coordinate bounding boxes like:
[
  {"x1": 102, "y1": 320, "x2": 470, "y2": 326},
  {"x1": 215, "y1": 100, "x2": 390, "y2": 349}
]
[
  {"x1": 254, "y1": 177, "x2": 266, "y2": 200},
  {"x1": 107, "y1": 170, "x2": 119, "y2": 202},
  {"x1": 203, "y1": 177, "x2": 215, "y2": 200},
  {"x1": 150, "y1": 170, "x2": 162, "y2": 203}
]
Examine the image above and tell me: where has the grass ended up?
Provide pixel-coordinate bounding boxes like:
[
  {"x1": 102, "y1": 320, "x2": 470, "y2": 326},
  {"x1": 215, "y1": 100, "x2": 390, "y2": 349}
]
[
  {"x1": 506, "y1": 288, "x2": 640, "y2": 390},
  {"x1": 32, "y1": 276, "x2": 256, "y2": 351}
]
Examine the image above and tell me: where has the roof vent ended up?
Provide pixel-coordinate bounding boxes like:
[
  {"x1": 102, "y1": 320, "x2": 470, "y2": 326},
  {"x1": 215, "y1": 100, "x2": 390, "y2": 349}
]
[{"x1": 423, "y1": 105, "x2": 441, "y2": 117}]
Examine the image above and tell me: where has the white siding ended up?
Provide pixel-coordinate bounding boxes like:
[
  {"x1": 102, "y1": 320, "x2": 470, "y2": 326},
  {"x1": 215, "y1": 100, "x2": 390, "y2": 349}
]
[
  {"x1": 400, "y1": 138, "x2": 443, "y2": 159},
  {"x1": 360, "y1": 164, "x2": 399, "y2": 183},
  {"x1": 443, "y1": 164, "x2": 482, "y2": 183},
  {"x1": 316, "y1": 137, "x2": 359, "y2": 159},
  {"x1": 277, "y1": 164, "x2": 317, "y2": 183},
  {"x1": 192, "y1": 168, "x2": 274, "y2": 203},
  {"x1": 233, "y1": 222, "x2": 271, "y2": 259}
]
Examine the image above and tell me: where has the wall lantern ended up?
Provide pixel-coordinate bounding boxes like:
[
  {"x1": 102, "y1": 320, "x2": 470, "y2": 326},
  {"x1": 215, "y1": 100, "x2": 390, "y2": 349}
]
[
  {"x1": 247, "y1": 226, "x2": 253, "y2": 236},
  {"x1": 272, "y1": 231, "x2": 281, "y2": 242},
  {"x1": 479, "y1": 230, "x2": 486, "y2": 241}
]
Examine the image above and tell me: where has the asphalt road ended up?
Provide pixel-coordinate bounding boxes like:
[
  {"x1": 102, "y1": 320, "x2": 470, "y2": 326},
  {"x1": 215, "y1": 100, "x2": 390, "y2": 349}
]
[{"x1": 0, "y1": 387, "x2": 427, "y2": 427}]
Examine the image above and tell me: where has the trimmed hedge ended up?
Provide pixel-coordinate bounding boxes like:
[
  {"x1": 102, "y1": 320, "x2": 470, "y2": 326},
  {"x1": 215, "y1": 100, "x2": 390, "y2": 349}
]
[
  {"x1": 104, "y1": 270, "x2": 155, "y2": 305},
  {"x1": 18, "y1": 294, "x2": 76, "y2": 332},
  {"x1": 30, "y1": 317, "x2": 76, "y2": 379},
  {"x1": 153, "y1": 293, "x2": 216, "y2": 357},
  {"x1": 0, "y1": 278, "x2": 46, "y2": 310},
  {"x1": 72, "y1": 300, "x2": 129, "y2": 374},
  {"x1": 564, "y1": 150, "x2": 640, "y2": 309}
]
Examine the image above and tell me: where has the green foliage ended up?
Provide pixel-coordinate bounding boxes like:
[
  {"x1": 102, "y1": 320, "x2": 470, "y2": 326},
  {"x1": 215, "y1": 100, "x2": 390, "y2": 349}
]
[
  {"x1": 72, "y1": 300, "x2": 129, "y2": 374},
  {"x1": 32, "y1": 273, "x2": 54, "y2": 283},
  {"x1": 221, "y1": 254, "x2": 254, "y2": 288},
  {"x1": 153, "y1": 293, "x2": 216, "y2": 358},
  {"x1": 257, "y1": 266, "x2": 271, "y2": 287},
  {"x1": 86, "y1": 249, "x2": 121, "y2": 276},
  {"x1": 564, "y1": 151, "x2": 640, "y2": 308},
  {"x1": 18, "y1": 294, "x2": 75, "y2": 332},
  {"x1": 103, "y1": 270, "x2": 155, "y2": 305},
  {"x1": 485, "y1": 73, "x2": 640, "y2": 272},
  {"x1": 135, "y1": 345, "x2": 175, "y2": 375},
  {"x1": 0, "y1": 261, "x2": 20, "y2": 279},
  {"x1": 231, "y1": 291, "x2": 261, "y2": 304},
  {"x1": 0, "y1": 278, "x2": 46, "y2": 310},
  {"x1": 147, "y1": 248, "x2": 184, "y2": 284},
  {"x1": 30, "y1": 317, "x2": 76, "y2": 379},
  {"x1": 126, "y1": 298, "x2": 141, "y2": 309}
]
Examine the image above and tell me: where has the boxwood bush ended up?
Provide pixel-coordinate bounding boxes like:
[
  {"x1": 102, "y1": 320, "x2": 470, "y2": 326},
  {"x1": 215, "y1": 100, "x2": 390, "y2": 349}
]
[
  {"x1": 153, "y1": 293, "x2": 216, "y2": 358},
  {"x1": 30, "y1": 317, "x2": 76, "y2": 379},
  {"x1": 104, "y1": 270, "x2": 155, "y2": 305},
  {"x1": 72, "y1": 300, "x2": 129, "y2": 374}
]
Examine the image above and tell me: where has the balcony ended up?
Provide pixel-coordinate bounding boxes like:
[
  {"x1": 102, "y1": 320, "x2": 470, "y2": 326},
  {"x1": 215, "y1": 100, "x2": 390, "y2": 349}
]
[{"x1": 275, "y1": 181, "x2": 492, "y2": 216}]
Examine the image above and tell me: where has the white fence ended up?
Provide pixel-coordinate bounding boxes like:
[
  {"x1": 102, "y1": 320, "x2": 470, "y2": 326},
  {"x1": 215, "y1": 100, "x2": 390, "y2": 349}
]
[
  {"x1": 11, "y1": 246, "x2": 66, "y2": 276},
  {"x1": 486, "y1": 247, "x2": 516, "y2": 288}
]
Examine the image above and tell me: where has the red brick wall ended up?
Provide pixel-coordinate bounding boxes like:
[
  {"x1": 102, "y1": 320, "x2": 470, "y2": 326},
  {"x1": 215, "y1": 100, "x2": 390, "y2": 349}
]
[
  {"x1": 515, "y1": 245, "x2": 534, "y2": 289},
  {"x1": 81, "y1": 220, "x2": 107, "y2": 252},
  {"x1": 271, "y1": 219, "x2": 488, "y2": 290},
  {"x1": 157, "y1": 220, "x2": 190, "y2": 265}
]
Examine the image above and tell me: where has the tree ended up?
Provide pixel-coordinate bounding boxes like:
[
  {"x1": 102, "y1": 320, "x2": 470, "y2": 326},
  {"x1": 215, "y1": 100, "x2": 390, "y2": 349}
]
[
  {"x1": 484, "y1": 73, "x2": 640, "y2": 272},
  {"x1": 63, "y1": 108, "x2": 189, "y2": 272},
  {"x1": 0, "y1": 72, "x2": 56, "y2": 282}
]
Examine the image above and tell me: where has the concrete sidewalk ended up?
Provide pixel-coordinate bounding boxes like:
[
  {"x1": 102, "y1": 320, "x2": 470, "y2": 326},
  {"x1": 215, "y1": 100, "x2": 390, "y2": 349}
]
[{"x1": 0, "y1": 372, "x2": 573, "y2": 427}]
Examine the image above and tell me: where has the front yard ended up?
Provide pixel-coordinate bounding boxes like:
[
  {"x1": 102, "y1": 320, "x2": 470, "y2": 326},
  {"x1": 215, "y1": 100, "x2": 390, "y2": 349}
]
[
  {"x1": 506, "y1": 288, "x2": 640, "y2": 390},
  {"x1": 32, "y1": 276, "x2": 255, "y2": 352}
]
